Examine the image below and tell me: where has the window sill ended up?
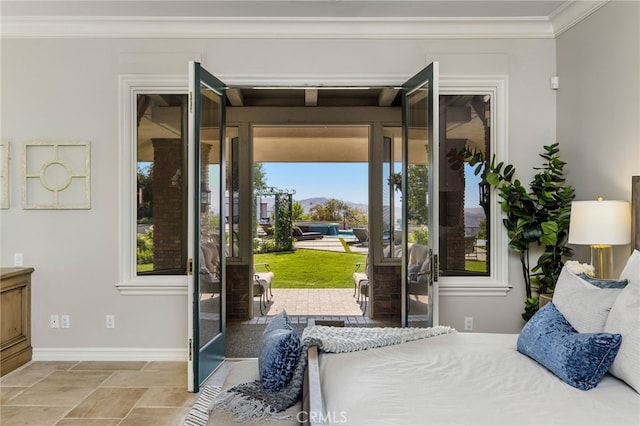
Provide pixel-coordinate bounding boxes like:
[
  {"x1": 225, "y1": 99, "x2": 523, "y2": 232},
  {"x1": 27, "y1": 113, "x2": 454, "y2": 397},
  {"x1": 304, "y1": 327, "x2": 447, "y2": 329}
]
[
  {"x1": 439, "y1": 279, "x2": 512, "y2": 297},
  {"x1": 116, "y1": 279, "x2": 187, "y2": 295}
]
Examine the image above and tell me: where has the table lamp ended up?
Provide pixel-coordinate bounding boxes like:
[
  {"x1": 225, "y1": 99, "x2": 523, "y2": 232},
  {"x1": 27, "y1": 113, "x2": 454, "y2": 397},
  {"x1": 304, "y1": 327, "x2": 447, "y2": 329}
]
[{"x1": 568, "y1": 197, "x2": 631, "y2": 278}]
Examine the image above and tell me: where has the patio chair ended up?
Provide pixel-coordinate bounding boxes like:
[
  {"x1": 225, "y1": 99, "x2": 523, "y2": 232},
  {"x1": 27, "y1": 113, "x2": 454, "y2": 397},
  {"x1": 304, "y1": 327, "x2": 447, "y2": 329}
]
[
  {"x1": 253, "y1": 263, "x2": 274, "y2": 315},
  {"x1": 408, "y1": 243, "x2": 430, "y2": 301},
  {"x1": 352, "y1": 255, "x2": 370, "y2": 315},
  {"x1": 199, "y1": 242, "x2": 221, "y2": 295},
  {"x1": 352, "y1": 228, "x2": 369, "y2": 247},
  {"x1": 464, "y1": 235, "x2": 477, "y2": 259}
]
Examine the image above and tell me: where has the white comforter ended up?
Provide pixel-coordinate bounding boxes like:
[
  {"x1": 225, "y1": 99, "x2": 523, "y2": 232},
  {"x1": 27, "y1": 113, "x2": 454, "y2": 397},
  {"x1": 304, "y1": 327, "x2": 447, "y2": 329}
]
[{"x1": 319, "y1": 332, "x2": 640, "y2": 426}]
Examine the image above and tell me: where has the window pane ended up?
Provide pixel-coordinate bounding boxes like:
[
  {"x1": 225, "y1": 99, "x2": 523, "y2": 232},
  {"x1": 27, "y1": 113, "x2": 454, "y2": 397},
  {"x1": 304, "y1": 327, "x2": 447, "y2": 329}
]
[
  {"x1": 136, "y1": 94, "x2": 188, "y2": 275},
  {"x1": 382, "y1": 128, "x2": 402, "y2": 258},
  {"x1": 439, "y1": 94, "x2": 490, "y2": 276},
  {"x1": 227, "y1": 130, "x2": 240, "y2": 258}
]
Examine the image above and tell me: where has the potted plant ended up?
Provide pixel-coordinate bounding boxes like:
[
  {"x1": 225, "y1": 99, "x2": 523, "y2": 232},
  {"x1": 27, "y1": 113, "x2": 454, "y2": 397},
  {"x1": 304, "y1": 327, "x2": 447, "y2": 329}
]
[
  {"x1": 486, "y1": 143, "x2": 575, "y2": 321},
  {"x1": 449, "y1": 142, "x2": 575, "y2": 320}
]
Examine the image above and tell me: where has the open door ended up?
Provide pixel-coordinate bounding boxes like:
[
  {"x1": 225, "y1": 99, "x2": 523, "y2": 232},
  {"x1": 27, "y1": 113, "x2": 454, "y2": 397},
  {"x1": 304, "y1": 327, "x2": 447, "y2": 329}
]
[
  {"x1": 402, "y1": 62, "x2": 439, "y2": 328},
  {"x1": 187, "y1": 61, "x2": 226, "y2": 392}
]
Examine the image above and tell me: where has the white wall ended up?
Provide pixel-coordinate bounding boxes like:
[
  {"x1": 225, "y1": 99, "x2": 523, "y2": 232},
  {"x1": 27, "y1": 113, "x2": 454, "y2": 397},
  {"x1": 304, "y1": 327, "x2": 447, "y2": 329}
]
[
  {"x1": 2, "y1": 31, "x2": 561, "y2": 357},
  {"x1": 557, "y1": 1, "x2": 640, "y2": 274}
]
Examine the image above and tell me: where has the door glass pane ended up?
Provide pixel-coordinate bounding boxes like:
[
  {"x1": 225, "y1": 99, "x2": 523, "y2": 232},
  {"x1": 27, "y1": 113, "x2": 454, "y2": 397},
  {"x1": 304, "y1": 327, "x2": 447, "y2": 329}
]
[
  {"x1": 198, "y1": 83, "x2": 223, "y2": 352},
  {"x1": 226, "y1": 131, "x2": 240, "y2": 258},
  {"x1": 440, "y1": 94, "x2": 490, "y2": 276},
  {"x1": 382, "y1": 128, "x2": 402, "y2": 258},
  {"x1": 405, "y1": 79, "x2": 433, "y2": 327},
  {"x1": 136, "y1": 94, "x2": 188, "y2": 276}
]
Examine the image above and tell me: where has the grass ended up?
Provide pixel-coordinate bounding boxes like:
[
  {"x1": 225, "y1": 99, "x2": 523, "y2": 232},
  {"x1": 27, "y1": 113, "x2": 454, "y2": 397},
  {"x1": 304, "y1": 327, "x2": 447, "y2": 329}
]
[
  {"x1": 465, "y1": 260, "x2": 488, "y2": 273},
  {"x1": 138, "y1": 253, "x2": 487, "y2": 286},
  {"x1": 255, "y1": 249, "x2": 366, "y2": 288}
]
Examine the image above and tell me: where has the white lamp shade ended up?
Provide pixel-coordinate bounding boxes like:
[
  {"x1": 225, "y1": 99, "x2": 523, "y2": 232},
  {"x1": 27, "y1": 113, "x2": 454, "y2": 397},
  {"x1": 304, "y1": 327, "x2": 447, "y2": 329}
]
[{"x1": 568, "y1": 200, "x2": 631, "y2": 245}]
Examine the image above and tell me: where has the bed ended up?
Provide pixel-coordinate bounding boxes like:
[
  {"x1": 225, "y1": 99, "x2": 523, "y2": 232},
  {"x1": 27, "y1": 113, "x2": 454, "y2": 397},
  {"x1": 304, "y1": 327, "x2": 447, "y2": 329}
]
[
  {"x1": 209, "y1": 230, "x2": 640, "y2": 426},
  {"x1": 315, "y1": 332, "x2": 639, "y2": 426},
  {"x1": 305, "y1": 250, "x2": 640, "y2": 426}
]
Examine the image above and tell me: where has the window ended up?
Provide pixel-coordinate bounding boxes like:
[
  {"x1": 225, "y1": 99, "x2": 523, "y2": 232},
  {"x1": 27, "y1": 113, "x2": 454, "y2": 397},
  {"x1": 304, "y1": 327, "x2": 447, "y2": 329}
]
[
  {"x1": 439, "y1": 94, "x2": 490, "y2": 277},
  {"x1": 438, "y1": 78, "x2": 509, "y2": 296},
  {"x1": 118, "y1": 76, "x2": 189, "y2": 294},
  {"x1": 136, "y1": 93, "x2": 189, "y2": 277}
]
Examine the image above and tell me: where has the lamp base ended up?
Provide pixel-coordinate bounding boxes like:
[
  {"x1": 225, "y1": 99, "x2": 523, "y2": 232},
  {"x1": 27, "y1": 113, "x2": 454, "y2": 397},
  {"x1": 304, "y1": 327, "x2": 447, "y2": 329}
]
[{"x1": 590, "y1": 245, "x2": 613, "y2": 279}]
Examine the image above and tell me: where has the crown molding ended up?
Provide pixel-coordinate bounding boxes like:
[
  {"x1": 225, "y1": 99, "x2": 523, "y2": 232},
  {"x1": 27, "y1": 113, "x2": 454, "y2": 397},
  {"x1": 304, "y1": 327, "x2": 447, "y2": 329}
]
[
  {"x1": 550, "y1": 0, "x2": 609, "y2": 37},
  {"x1": 1, "y1": 1, "x2": 609, "y2": 39}
]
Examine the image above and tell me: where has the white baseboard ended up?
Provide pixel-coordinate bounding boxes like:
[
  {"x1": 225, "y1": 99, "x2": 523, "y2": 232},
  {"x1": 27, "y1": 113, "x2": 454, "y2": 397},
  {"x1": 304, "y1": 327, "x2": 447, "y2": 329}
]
[{"x1": 32, "y1": 347, "x2": 187, "y2": 362}]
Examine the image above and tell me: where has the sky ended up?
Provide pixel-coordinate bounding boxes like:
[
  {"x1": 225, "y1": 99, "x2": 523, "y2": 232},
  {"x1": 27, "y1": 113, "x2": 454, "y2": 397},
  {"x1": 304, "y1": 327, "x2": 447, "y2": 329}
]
[{"x1": 261, "y1": 162, "x2": 481, "y2": 208}]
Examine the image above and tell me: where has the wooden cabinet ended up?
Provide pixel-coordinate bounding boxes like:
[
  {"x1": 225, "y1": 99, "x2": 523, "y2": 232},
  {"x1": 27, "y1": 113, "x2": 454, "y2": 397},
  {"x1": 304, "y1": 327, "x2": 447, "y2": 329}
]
[{"x1": 1, "y1": 267, "x2": 33, "y2": 376}]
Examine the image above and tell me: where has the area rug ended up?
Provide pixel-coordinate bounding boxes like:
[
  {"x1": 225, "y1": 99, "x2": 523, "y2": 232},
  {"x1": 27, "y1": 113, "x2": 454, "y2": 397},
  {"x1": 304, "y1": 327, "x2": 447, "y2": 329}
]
[{"x1": 182, "y1": 385, "x2": 221, "y2": 426}]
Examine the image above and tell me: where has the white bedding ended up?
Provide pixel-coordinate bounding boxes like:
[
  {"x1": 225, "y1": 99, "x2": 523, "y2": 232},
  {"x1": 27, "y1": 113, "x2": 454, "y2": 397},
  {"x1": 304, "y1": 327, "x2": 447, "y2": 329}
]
[{"x1": 319, "y1": 332, "x2": 640, "y2": 426}]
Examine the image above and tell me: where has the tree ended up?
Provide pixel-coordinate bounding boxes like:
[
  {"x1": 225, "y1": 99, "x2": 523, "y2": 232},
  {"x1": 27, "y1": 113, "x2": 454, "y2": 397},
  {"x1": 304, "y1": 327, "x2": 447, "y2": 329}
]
[
  {"x1": 291, "y1": 201, "x2": 305, "y2": 221},
  {"x1": 137, "y1": 163, "x2": 153, "y2": 222},
  {"x1": 254, "y1": 163, "x2": 268, "y2": 191},
  {"x1": 309, "y1": 199, "x2": 351, "y2": 222},
  {"x1": 389, "y1": 166, "x2": 428, "y2": 224}
]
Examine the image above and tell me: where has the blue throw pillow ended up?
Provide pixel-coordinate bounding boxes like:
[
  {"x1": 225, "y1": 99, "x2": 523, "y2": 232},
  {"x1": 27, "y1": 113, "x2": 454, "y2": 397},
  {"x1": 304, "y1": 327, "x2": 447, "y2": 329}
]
[
  {"x1": 264, "y1": 309, "x2": 292, "y2": 335},
  {"x1": 258, "y1": 328, "x2": 302, "y2": 393},
  {"x1": 517, "y1": 302, "x2": 622, "y2": 391},
  {"x1": 578, "y1": 273, "x2": 629, "y2": 289}
]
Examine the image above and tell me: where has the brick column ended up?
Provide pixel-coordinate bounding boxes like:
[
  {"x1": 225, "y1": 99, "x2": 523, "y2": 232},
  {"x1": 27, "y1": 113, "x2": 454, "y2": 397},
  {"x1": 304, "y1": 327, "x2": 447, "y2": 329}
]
[
  {"x1": 152, "y1": 139, "x2": 183, "y2": 271},
  {"x1": 370, "y1": 264, "x2": 402, "y2": 324}
]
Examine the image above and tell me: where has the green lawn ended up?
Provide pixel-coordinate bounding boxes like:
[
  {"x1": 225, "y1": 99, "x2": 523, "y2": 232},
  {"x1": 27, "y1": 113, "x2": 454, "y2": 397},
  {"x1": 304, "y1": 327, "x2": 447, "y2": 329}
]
[
  {"x1": 255, "y1": 249, "x2": 366, "y2": 288},
  {"x1": 139, "y1": 251, "x2": 487, "y2": 286}
]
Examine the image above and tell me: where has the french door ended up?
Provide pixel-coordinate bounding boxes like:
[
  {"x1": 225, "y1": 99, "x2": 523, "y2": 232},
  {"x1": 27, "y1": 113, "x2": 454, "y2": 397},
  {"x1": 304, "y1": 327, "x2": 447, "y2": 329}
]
[
  {"x1": 402, "y1": 62, "x2": 439, "y2": 327},
  {"x1": 187, "y1": 61, "x2": 226, "y2": 392}
]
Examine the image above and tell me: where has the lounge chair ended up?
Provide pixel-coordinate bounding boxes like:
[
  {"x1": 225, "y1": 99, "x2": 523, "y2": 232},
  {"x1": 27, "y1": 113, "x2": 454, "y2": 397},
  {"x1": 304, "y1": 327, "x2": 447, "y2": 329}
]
[
  {"x1": 253, "y1": 263, "x2": 274, "y2": 315},
  {"x1": 352, "y1": 227, "x2": 369, "y2": 246},
  {"x1": 293, "y1": 226, "x2": 323, "y2": 241}
]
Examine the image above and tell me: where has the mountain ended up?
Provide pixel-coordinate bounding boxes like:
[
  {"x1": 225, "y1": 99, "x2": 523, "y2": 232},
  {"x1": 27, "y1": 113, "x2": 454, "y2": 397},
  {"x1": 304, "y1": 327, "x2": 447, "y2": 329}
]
[{"x1": 258, "y1": 196, "x2": 485, "y2": 227}]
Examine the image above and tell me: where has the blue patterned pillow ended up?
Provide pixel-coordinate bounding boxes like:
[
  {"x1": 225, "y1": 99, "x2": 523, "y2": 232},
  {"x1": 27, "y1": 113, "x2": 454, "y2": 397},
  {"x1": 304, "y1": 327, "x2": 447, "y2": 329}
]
[
  {"x1": 258, "y1": 328, "x2": 302, "y2": 393},
  {"x1": 578, "y1": 273, "x2": 629, "y2": 289},
  {"x1": 517, "y1": 302, "x2": 622, "y2": 391},
  {"x1": 264, "y1": 309, "x2": 292, "y2": 335}
]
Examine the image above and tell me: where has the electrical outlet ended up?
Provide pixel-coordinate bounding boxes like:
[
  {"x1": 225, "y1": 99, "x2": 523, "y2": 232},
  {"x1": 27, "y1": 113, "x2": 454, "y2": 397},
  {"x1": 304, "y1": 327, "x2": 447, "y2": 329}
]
[
  {"x1": 106, "y1": 315, "x2": 115, "y2": 329},
  {"x1": 61, "y1": 315, "x2": 70, "y2": 329},
  {"x1": 14, "y1": 253, "x2": 23, "y2": 267},
  {"x1": 50, "y1": 314, "x2": 60, "y2": 328},
  {"x1": 464, "y1": 316, "x2": 473, "y2": 331}
]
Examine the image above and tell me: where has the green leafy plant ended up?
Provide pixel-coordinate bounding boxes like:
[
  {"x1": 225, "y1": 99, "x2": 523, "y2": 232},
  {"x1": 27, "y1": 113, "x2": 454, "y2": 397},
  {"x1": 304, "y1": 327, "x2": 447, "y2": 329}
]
[{"x1": 487, "y1": 143, "x2": 575, "y2": 321}]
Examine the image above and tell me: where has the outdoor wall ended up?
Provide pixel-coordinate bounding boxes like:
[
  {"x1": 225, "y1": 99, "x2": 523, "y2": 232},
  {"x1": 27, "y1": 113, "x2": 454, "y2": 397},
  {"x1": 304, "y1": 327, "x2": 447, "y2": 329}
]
[
  {"x1": 557, "y1": 1, "x2": 640, "y2": 274},
  {"x1": 2, "y1": 31, "x2": 560, "y2": 357}
]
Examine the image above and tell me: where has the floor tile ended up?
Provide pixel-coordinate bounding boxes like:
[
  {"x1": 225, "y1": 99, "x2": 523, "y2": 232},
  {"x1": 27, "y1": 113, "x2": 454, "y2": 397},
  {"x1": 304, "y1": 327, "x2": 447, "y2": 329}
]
[
  {"x1": 0, "y1": 406, "x2": 69, "y2": 425},
  {"x1": 7, "y1": 384, "x2": 99, "y2": 407},
  {"x1": 1, "y1": 386, "x2": 27, "y2": 404},
  {"x1": 55, "y1": 420, "x2": 121, "y2": 426},
  {"x1": 136, "y1": 387, "x2": 199, "y2": 407},
  {"x1": 65, "y1": 387, "x2": 147, "y2": 419},
  {"x1": 142, "y1": 361, "x2": 186, "y2": 373},
  {"x1": 101, "y1": 370, "x2": 184, "y2": 388},
  {"x1": 71, "y1": 361, "x2": 147, "y2": 371},
  {"x1": 118, "y1": 407, "x2": 191, "y2": 425}
]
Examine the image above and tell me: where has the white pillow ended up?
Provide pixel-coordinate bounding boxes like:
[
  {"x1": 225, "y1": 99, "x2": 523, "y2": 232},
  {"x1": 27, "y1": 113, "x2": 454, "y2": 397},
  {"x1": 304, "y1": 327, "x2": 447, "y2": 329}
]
[
  {"x1": 552, "y1": 267, "x2": 622, "y2": 333},
  {"x1": 604, "y1": 277, "x2": 639, "y2": 393},
  {"x1": 619, "y1": 249, "x2": 640, "y2": 283}
]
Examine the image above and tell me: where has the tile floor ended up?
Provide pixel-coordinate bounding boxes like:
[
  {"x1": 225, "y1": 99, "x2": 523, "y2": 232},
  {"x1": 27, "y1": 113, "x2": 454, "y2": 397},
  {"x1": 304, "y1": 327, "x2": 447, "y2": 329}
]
[
  {"x1": 0, "y1": 288, "x2": 390, "y2": 425},
  {"x1": 0, "y1": 361, "x2": 198, "y2": 426}
]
